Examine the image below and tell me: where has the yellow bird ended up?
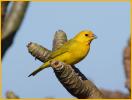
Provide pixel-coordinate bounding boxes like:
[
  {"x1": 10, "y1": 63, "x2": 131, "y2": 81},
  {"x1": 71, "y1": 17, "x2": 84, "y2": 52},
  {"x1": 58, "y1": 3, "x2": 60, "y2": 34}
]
[{"x1": 28, "y1": 30, "x2": 97, "y2": 77}]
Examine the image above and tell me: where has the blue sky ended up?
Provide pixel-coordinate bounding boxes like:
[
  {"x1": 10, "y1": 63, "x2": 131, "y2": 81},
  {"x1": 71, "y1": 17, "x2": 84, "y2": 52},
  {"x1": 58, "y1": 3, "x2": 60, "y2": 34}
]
[{"x1": 2, "y1": 2, "x2": 130, "y2": 98}]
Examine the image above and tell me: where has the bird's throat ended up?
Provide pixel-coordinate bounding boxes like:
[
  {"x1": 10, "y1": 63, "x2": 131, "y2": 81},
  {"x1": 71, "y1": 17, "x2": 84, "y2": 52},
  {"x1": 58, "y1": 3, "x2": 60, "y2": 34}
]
[{"x1": 87, "y1": 41, "x2": 91, "y2": 45}]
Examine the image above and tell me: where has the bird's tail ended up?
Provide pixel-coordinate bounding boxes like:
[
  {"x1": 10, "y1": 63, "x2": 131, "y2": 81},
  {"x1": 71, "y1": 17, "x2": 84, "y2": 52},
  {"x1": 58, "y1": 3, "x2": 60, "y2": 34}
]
[{"x1": 28, "y1": 62, "x2": 49, "y2": 77}]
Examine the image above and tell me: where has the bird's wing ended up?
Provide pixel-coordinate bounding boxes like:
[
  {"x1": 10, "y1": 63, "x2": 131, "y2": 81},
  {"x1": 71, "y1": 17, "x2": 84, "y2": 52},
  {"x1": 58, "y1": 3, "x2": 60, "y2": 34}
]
[{"x1": 44, "y1": 40, "x2": 73, "y2": 62}]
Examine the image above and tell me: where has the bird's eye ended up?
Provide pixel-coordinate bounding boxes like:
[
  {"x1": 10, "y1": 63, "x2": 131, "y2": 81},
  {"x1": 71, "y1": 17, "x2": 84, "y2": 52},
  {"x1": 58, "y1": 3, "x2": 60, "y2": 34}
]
[{"x1": 85, "y1": 34, "x2": 88, "y2": 36}]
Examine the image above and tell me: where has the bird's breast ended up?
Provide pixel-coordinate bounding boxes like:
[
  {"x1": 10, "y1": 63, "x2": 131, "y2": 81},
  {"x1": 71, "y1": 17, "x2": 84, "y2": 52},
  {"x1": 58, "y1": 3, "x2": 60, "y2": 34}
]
[{"x1": 69, "y1": 43, "x2": 90, "y2": 64}]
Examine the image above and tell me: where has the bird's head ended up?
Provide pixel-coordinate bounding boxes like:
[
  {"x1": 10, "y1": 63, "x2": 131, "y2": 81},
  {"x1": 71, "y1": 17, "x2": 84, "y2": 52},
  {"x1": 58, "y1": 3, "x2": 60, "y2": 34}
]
[{"x1": 74, "y1": 30, "x2": 97, "y2": 44}]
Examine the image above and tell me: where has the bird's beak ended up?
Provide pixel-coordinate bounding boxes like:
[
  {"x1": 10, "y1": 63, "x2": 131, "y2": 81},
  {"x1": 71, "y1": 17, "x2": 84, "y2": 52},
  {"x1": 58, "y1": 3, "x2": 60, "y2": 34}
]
[
  {"x1": 91, "y1": 34, "x2": 97, "y2": 39},
  {"x1": 94, "y1": 34, "x2": 97, "y2": 39}
]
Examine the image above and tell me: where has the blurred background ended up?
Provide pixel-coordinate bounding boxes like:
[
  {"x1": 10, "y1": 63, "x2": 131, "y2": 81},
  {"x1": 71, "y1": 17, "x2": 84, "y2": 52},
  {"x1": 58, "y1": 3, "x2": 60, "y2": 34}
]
[{"x1": 2, "y1": 2, "x2": 130, "y2": 98}]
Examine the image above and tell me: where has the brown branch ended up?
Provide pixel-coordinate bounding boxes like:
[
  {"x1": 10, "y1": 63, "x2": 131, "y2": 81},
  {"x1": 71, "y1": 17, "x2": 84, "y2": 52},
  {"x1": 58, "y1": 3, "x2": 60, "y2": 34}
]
[
  {"x1": 2, "y1": 1, "x2": 29, "y2": 58},
  {"x1": 27, "y1": 42, "x2": 51, "y2": 62},
  {"x1": 123, "y1": 38, "x2": 131, "y2": 92},
  {"x1": 6, "y1": 91, "x2": 19, "y2": 99},
  {"x1": 2, "y1": 1, "x2": 29, "y2": 39},
  {"x1": 52, "y1": 30, "x2": 67, "y2": 51},
  {"x1": 51, "y1": 60, "x2": 103, "y2": 98},
  {"x1": 1, "y1": 1, "x2": 10, "y2": 31},
  {"x1": 101, "y1": 89, "x2": 129, "y2": 98}
]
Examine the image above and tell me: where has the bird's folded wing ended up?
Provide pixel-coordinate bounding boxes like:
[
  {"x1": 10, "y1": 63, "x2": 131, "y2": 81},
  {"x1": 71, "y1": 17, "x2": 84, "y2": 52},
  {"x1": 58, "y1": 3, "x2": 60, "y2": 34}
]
[
  {"x1": 44, "y1": 45, "x2": 68, "y2": 62},
  {"x1": 44, "y1": 39, "x2": 74, "y2": 62}
]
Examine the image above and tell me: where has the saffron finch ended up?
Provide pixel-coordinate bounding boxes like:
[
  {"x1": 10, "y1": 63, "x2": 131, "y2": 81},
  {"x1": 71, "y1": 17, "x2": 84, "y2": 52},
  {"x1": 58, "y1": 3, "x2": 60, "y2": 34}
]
[{"x1": 28, "y1": 30, "x2": 97, "y2": 77}]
